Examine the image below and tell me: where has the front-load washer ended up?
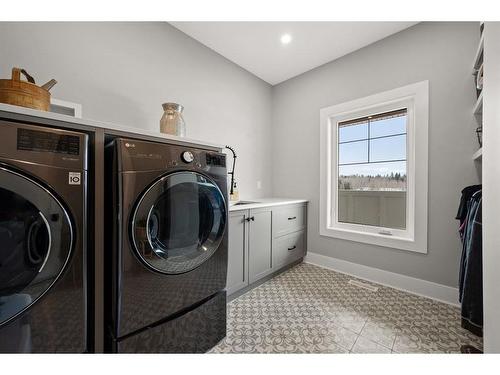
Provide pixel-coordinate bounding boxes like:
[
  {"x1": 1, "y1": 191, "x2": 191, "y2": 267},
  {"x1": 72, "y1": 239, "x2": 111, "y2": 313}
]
[
  {"x1": 0, "y1": 121, "x2": 88, "y2": 352},
  {"x1": 105, "y1": 137, "x2": 227, "y2": 353}
]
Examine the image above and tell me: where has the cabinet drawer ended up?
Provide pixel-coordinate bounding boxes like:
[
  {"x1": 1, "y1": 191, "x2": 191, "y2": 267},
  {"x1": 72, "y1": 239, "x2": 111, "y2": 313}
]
[
  {"x1": 273, "y1": 230, "x2": 305, "y2": 270},
  {"x1": 273, "y1": 204, "x2": 306, "y2": 238}
]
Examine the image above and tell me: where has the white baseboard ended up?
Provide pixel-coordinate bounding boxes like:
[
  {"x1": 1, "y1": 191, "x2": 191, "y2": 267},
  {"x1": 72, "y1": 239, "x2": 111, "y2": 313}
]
[{"x1": 304, "y1": 252, "x2": 459, "y2": 306}]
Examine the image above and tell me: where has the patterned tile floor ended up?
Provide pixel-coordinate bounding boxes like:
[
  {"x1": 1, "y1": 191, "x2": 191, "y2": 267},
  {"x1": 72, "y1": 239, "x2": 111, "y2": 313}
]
[{"x1": 211, "y1": 263, "x2": 483, "y2": 354}]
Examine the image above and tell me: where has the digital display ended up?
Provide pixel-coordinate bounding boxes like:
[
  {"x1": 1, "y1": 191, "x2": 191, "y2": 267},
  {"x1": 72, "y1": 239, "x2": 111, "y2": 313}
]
[
  {"x1": 17, "y1": 129, "x2": 80, "y2": 155},
  {"x1": 206, "y1": 153, "x2": 226, "y2": 167}
]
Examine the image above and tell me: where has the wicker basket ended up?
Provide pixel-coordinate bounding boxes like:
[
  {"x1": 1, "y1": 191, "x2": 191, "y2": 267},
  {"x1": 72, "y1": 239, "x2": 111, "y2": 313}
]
[{"x1": 0, "y1": 68, "x2": 56, "y2": 111}]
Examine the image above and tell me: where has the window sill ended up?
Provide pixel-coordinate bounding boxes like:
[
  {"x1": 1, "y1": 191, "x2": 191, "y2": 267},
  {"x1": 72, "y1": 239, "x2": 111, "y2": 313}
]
[{"x1": 319, "y1": 226, "x2": 427, "y2": 254}]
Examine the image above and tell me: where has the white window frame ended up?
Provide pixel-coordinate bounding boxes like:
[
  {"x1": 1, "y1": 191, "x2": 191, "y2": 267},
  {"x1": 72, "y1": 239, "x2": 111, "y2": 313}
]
[{"x1": 319, "y1": 81, "x2": 429, "y2": 253}]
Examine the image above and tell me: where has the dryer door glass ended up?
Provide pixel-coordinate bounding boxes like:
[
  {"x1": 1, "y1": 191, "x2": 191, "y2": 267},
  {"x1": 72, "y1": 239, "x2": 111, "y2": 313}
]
[
  {"x1": 0, "y1": 167, "x2": 73, "y2": 327},
  {"x1": 132, "y1": 171, "x2": 227, "y2": 274}
]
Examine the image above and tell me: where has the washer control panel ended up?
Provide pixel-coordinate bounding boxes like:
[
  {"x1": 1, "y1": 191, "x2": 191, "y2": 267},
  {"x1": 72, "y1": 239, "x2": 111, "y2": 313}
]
[{"x1": 181, "y1": 151, "x2": 195, "y2": 163}]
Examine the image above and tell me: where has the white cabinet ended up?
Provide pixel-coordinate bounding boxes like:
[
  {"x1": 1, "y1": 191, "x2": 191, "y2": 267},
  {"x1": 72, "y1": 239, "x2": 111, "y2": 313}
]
[{"x1": 226, "y1": 202, "x2": 308, "y2": 297}]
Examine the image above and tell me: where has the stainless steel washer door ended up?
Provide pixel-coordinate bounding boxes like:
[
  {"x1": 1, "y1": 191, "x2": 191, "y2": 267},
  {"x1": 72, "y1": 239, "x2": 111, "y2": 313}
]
[
  {"x1": 0, "y1": 166, "x2": 73, "y2": 327},
  {"x1": 131, "y1": 171, "x2": 227, "y2": 275}
]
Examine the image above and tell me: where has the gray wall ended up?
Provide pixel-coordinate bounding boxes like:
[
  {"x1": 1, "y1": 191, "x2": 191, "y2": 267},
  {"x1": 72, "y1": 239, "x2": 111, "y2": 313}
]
[
  {"x1": 271, "y1": 22, "x2": 480, "y2": 287},
  {"x1": 0, "y1": 22, "x2": 272, "y2": 198},
  {"x1": 1, "y1": 22, "x2": 480, "y2": 287}
]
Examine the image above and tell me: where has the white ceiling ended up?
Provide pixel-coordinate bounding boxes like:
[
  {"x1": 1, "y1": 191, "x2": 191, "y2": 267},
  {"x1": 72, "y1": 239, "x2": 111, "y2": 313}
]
[{"x1": 170, "y1": 22, "x2": 417, "y2": 85}]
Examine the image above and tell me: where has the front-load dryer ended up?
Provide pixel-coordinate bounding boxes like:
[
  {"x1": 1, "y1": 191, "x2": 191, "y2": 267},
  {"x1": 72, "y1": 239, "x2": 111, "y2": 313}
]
[
  {"x1": 105, "y1": 138, "x2": 227, "y2": 353},
  {"x1": 0, "y1": 121, "x2": 88, "y2": 352}
]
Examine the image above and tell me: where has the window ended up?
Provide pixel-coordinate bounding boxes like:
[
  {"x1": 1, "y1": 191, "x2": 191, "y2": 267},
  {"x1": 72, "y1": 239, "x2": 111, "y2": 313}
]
[
  {"x1": 338, "y1": 109, "x2": 407, "y2": 230},
  {"x1": 319, "y1": 81, "x2": 429, "y2": 253}
]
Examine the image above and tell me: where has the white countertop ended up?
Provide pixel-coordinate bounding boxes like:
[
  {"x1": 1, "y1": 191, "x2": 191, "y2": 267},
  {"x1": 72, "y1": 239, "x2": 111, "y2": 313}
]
[
  {"x1": 0, "y1": 102, "x2": 224, "y2": 150},
  {"x1": 229, "y1": 198, "x2": 308, "y2": 212}
]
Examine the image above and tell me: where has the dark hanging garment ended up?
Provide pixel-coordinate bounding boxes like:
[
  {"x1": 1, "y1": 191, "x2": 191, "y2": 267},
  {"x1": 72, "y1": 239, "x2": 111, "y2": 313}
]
[
  {"x1": 456, "y1": 185, "x2": 482, "y2": 239},
  {"x1": 457, "y1": 190, "x2": 483, "y2": 337}
]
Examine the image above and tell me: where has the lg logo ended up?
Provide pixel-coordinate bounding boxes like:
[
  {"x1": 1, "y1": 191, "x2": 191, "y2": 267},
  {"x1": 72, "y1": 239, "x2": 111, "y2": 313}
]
[{"x1": 68, "y1": 172, "x2": 81, "y2": 185}]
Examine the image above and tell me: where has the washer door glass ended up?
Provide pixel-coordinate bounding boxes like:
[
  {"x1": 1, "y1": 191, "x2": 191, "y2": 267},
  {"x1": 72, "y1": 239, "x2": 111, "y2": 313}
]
[
  {"x1": 132, "y1": 171, "x2": 226, "y2": 274},
  {"x1": 0, "y1": 167, "x2": 73, "y2": 327}
]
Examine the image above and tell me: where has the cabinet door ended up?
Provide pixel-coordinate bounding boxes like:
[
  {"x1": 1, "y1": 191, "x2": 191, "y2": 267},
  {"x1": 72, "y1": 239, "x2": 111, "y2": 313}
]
[
  {"x1": 226, "y1": 211, "x2": 249, "y2": 295},
  {"x1": 248, "y1": 208, "x2": 273, "y2": 283}
]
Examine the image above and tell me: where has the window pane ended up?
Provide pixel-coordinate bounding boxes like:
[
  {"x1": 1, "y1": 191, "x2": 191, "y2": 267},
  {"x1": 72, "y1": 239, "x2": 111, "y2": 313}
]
[
  {"x1": 338, "y1": 161, "x2": 406, "y2": 190},
  {"x1": 338, "y1": 140, "x2": 368, "y2": 165},
  {"x1": 338, "y1": 121, "x2": 368, "y2": 143},
  {"x1": 338, "y1": 161, "x2": 406, "y2": 229},
  {"x1": 370, "y1": 134, "x2": 406, "y2": 162},
  {"x1": 370, "y1": 114, "x2": 406, "y2": 138}
]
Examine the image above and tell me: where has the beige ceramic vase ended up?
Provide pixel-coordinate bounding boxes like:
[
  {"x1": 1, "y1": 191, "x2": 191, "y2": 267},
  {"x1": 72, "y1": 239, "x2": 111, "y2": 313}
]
[{"x1": 160, "y1": 103, "x2": 186, "y2": 137}]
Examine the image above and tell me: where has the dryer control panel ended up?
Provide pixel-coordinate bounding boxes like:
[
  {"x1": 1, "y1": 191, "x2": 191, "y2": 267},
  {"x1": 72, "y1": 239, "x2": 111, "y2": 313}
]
[
  {"x1": 181, "y1": 151, "x2": 194, "y2": 163},
  {"x1": 117, "y1": 137, "x2": 226, "y2": 178},
  {"x1": 206, "y1": 153, "x2": 225, "y2": 167}
]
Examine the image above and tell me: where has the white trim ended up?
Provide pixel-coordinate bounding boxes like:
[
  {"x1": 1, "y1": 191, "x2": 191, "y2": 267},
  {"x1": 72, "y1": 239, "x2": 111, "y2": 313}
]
[
  {"x1": 319, "y1": 81, "x2": 429, "y2": 253},
  {"x1": 305, "y1": 251, "x2": 459, "y2": 306}
]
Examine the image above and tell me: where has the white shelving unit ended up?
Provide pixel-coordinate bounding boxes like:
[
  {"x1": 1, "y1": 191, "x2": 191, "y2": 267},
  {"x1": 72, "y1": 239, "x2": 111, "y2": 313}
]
[
  {"x1": 473, "y1": 91, "x2": 483, "y2": 116},
  {"x1": 472, "y1": 24, "x2": 484, "y2": 164},
  {"x1": 473, "y1": 33, "x2": 484, "y2": 71},
  {"x1": 473, "y1": 147, "x2": 483, "y2": 161}
]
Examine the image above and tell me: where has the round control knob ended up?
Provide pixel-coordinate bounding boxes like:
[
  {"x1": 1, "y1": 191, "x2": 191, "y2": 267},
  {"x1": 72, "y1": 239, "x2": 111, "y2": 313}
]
[{"x1": 181, "y1": 151, "x2": 194, "y2": 163}]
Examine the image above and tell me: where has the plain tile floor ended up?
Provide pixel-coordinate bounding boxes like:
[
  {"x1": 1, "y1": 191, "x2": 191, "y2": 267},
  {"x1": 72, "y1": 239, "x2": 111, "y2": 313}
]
[{"x1": 211, "y1": 263, "x2": 483, "y2": 353}]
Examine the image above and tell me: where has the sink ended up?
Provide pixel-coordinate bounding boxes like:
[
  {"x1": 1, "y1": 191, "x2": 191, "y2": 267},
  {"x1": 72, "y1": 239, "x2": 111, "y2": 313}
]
[{"x1": 232, "y1": 201, "x2": 258, "y2": 206}]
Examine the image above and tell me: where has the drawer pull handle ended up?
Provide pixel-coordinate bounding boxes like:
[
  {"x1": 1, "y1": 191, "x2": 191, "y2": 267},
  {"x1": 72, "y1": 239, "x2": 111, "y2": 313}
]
[
  {"x1": 287, "y1": 216, "x2": 297, "y2": 220},
  {"x1": 287, "y1": 245, "x2": 296, "y2": 251}
]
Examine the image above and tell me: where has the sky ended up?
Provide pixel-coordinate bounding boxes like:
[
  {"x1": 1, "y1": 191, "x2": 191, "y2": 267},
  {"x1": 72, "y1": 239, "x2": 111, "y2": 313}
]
[{"x1": 338, "y1": 115, "x2": 407, "y2": 177}]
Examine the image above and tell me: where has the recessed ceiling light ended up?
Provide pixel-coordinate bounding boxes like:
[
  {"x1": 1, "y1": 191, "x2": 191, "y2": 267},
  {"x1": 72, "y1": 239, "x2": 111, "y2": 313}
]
[{"x1": 280, "y1": 34, "x2": 292, "y2": 45}]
